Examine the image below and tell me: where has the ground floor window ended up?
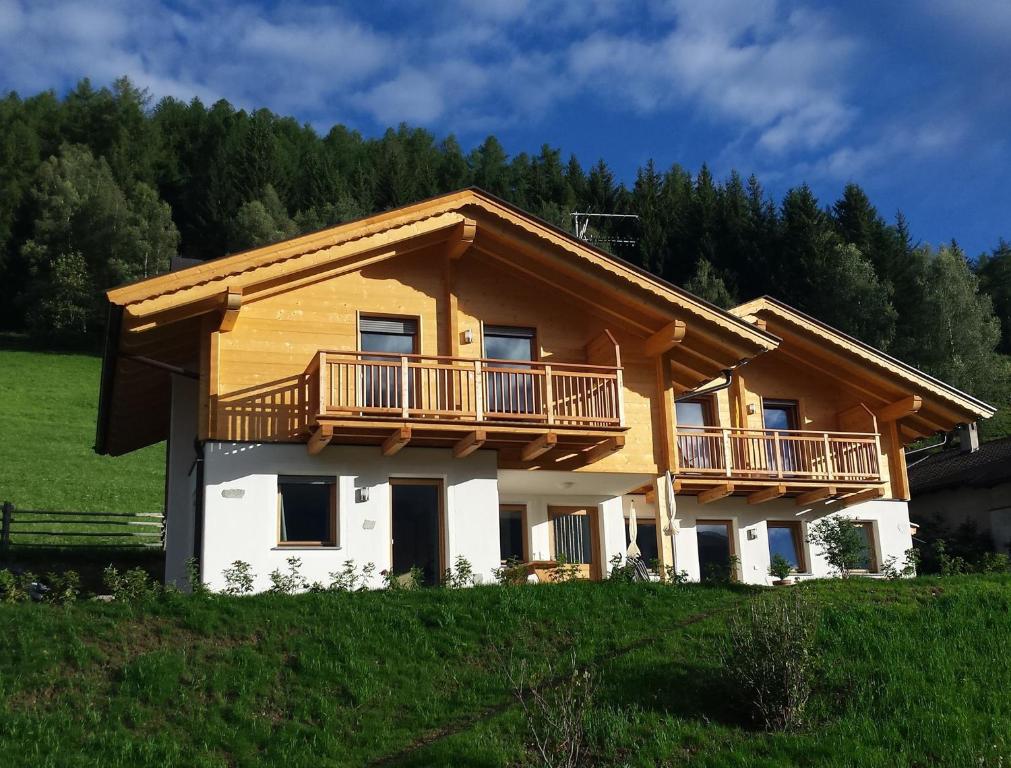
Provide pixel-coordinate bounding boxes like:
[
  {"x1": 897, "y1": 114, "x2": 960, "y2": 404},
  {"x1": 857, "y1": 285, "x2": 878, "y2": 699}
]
[
  {"x1": 499, "y1": 505, "x2": 527, "y2": 562},
  {"x1": 391, "y1": 479, "x2": 444, "y2": 587},
  {"x1": 548, "y1": 506, "x2": 600, "y2": 579},
  {"x1": 767, "y1": 521, "x2": 806, "y2": 572},
  {"x1": 625, "y1": 515, "x2": 659, "y2": 570},
  {"x1": 851, "y1": 521, "x2": 879, "y2": 573},
  {"x1": 278, "y1": 476, "x2": 337, "y2": 546},
  {"x1": 697, "y1": 520, "x2": 735, "y2": 582}
]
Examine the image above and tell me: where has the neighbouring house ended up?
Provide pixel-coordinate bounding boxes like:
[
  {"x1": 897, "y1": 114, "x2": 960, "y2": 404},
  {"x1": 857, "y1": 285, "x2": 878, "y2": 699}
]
[
  {"x1": 909, "y1": 429, "x2": 1011, "y2": 555},
  {"x1": 94, "y1": 189, "x2": 995, "y2": 590}
]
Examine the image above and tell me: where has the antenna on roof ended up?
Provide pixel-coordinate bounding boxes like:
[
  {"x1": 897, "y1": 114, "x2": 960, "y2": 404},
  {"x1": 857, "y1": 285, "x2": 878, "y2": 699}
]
[{"x1": 570, "y1": 212, "x2": 639, "y2": 247}]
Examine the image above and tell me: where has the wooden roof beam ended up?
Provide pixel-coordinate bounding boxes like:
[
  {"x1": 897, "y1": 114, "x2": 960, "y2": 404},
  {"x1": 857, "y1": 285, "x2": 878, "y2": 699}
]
[
  {"x1": 381, "y1": 426, "x2": 412, "y2": 456},
  {"x1": 218, "y1": 287, "x2": 243, "y2": 333},
  {"x1": 748, "y1": 484, "x2": 787, "y2": 505},
  {"x1": 644, "y1": 320, "x2": 686, "y2": 357},
  {"x1": 582, "y1": 435, "x2": 625, "y2": 466},
  {"x1": 875, "y1": 395, "x2": 922, "y2": 423},
  {"x1": 446, "y1": 218, "x2": 477, "y2": 260},
  {"x1": 698, "y1": 483, "x2": 734, "y2": 504},
  {"x1": 453, "y1": 429, "x2": 486, "y2": 458},
  {"x1": 795, "y1": 486, "x2": 837, "y2": 507},
  {"x1": 307, "y1": 424, "x2": 334, "y2": 455},
  {"x1": 521, "y1": 432, "x2": 557, "y2": 462},
  {"x1": 843, "y1": 486, "x2": 886, "y2": 507}
]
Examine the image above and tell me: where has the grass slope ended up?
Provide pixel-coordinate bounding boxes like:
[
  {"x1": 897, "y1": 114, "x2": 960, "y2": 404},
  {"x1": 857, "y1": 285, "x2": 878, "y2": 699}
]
[
  {"x1": 1, "y1": 577, "x2": 1009, "y2": 767},
  {"x1": 0, "y1": 348, "x2": 164, "y2": 513}
]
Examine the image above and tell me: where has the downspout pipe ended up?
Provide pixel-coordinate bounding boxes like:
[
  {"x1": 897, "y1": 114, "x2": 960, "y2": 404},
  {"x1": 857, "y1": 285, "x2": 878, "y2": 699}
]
[
  {"x1": 904, "y1": 432, "x2": 949, "y2": 469},
  {"x1": 673, "y1": 357, "x2": 753, "y2": 403}
]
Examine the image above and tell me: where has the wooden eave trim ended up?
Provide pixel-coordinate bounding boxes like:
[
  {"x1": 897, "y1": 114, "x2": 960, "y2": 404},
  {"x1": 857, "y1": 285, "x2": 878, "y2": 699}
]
[{"x1": 732, "y1": 297, "x2": 994, "y2": 419}]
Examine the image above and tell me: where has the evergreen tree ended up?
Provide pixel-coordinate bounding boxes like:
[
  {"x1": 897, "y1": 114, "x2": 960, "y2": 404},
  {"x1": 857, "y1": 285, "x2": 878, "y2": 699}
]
[
  {"x1": 978, "y1": 239, "x2": 1011, "y2": 354},
  {"x1": 684, "y1": 257, "x2": 735, "y2": 308},
  {"x1": 229, "y1": 184, "x2": 297, "y2": 251}
]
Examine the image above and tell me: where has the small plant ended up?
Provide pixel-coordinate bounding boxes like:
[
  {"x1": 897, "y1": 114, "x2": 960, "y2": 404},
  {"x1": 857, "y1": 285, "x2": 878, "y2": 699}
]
[
  {"x1": 502, "y1": 651, "x2": 595, "y2": 768},
  {"x1": 328, "y1": 560, "x2": 377, "y2": 592},
  {"x1": 184, "y1": 557, "x2": 209, "y2": 596},
  {"x1": 0, "y1": 569, "x2": 32, "y2": 603},
  {"x1": 721, "y1": 591, "x2": 817, "y2": 731},
  {"x1": 607, "y1": 553, "x2": 635, "y2": 583},
  {"x1": 881, "y1": 547, "x2": 919, "y2": 579},
  {"x1": 549, "y1": 554, "x2": 580, "y2": 583},
  {"x1": 269, "y1": 556, "x2": 308, "y2": 594},
  {"x1": 382, "y1": 565, "x2": 424, "y2": 590},
  {"x1": 103, "y1": 565, "x2": 161, "y2": 603},
  {"x1": 977, "y1": 551, "x2": 1011, "y2": 574},
  {"x1": 807, "y1": 517, "x2": 868, "y2": 578},
  {"x1": 769, "y1": 554, "x2": 794, "y2": 582},
  {"x1": 444, "y1": 555, "x2": 475, "y2": 588},
  {"x1": 222, "y1": 560, "x2": 256, "y2": 595},
  {"x1": 44, "y1": 570, "x2": 80, "y2": 605},
  {"x1": 493, "y1": 557, "x2": 532, "y2": 586},
  {"x1": 663, "y1": 565, "x2": 691, "y2": 585},
  {"x1": 933, "y1": 539, "x2": 971, "y2": 576}
]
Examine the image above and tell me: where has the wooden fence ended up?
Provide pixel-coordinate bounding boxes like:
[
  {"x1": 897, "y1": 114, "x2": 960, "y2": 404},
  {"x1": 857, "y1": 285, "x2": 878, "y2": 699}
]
[{"x1": 0, "y1": 502, "x2": 164, "y2": 551}]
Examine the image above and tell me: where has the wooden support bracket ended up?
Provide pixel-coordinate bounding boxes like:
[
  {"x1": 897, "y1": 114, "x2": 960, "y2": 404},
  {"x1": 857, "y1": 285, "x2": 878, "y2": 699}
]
[
  {"x1": 843, "y1": 486, "x2": 886, "y2": 508},
  {"x1": 795, "y1": 486, "x2": 837, "y2": 507},
  {"x1": 381, "y1": 426, "x2": 412, "y2": 456},
  {"x1": 644, "y1": 319, "x2": 687, "y2": 358},
  {"x1": 582, "y1": 435, "x2": 626, "y2": 466},
  {"x1": 875, "y1": 395, "x2": 922, "y2": 423},
  {"x1": 218, "y1": 287, "x2": 243, "y2": 333},
  {"x1": 521, "y1": 432, "x2": 557, "y2": 462},
  {"x1": 698, "y1": 483, "x2": 734, "y2": 504},
  {"x1": 453, "y1": 429, "x2": 486, "y2": 458},
  {"x1": 307, "y1": 424, "x2": 334, "y2": 455},
  {"x1": 447, "y1": 218, "x2": 477, "y2": 260},
  {"x1": 747, "y1": 484, "x2": 787, "y2": 505}
]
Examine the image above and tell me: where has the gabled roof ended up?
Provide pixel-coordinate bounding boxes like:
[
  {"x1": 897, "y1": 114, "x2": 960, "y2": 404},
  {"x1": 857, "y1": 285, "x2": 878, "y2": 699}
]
[
  {"x1": 107, "y1": 188, "x2": 777, "y2": 351},
  {"x1": 909, "y1": 438, "x2": 1011, "y2": 494},
  {"x1": 731, "y1": 296, "x2": 995, "y2": 431}
]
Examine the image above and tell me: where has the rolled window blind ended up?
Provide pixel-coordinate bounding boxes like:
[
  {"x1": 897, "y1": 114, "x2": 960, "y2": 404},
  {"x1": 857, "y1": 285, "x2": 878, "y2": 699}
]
[{"x1": 359, "y1": 317, "x2": 418, "y2": 335}]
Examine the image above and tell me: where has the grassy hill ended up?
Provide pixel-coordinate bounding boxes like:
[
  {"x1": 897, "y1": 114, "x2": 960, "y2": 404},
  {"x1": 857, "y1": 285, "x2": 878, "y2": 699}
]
[
  {"x1": 0, "y1": 347, "x2": 164, "y2": 513},
  {"x1": 0, "y1": 576, "x2": 1009, "y2": 767}
]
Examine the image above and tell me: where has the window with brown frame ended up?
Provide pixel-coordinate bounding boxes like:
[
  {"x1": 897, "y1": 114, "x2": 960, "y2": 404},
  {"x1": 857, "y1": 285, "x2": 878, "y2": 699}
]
[
  {"x1": 767, "y1": 521, "x2": 807, "y2": 573},
  {"x1": 277, "y1": 476, "x2": 337, "y2": 547},
  {"x1": 499, "y1": 505, "x2": 527, "y2": 563},
  {"x1": 851, "y1": 521, "x2": 879, "y2": 573}
]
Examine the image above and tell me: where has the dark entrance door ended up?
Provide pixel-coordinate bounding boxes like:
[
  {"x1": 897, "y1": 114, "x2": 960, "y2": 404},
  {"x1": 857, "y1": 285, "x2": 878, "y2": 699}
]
[
  {"x1": 391, "y1": 480, "x2": 442, "y2": 586},
  {"x1": 696, "y1": 520, "x2": 734, "y2": 582}
]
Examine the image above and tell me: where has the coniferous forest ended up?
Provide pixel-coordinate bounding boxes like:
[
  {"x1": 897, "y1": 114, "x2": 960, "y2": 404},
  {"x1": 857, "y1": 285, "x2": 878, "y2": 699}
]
[{"x1": 1, "y1": 78, "x2": 1008, "y2": 435}]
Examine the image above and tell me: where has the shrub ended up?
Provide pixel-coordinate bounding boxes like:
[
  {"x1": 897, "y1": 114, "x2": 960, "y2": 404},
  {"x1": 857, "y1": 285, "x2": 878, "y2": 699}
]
[
  {"x1": 222, "y1": 561, "x2": 255, "y2": 595},
  {"x1": 383, "y1": 565, "x2": 424, "y2": 590},
  {"x1": 43, "y1": 570, "x2": 80, "y2": 605},
  {"x1": 663, "y1": 565, "x2": 691, "y2": 585},
  {"x1": 502, "y1": 651, "x2": 594, "y2": 768},
  {"x1": 493, "y1": 557, "x2": 532, "y2": 586},
  {"x1": 721, "y1": 591, "x2": 817, "y2": 731},
  {"x1": 328, "y1": 560, "x2": 376, "y2": 592},
  {"x1": 807, "y1": 517, "x2": 867, "y2": 577},
  {"x1": 184, "y1": 557, "x2": 209, "y2": 596},
  {"x1": 608, "y1": 553, "x2": 635, "y2": 583},
  {"x1": 444, "y1": 556, "x2": 475, "y2": 588},
  {"x1": 769, "y1": 554, "x2": 794, "y2": 581},
  {"x1": 0, "y1": 569, "x2": 33, "y2": 603},
  {"x1": 933, "y1": 539, "x2": 971, "y2": 576},
  {"x1": 549, "y1": 554, "x2": 580, "y2": 583},
  {"x1": 977, "y1": 551, "x2": 1010, "y2": 574},
  {"x1": 269, "y1": 557, "x2": 307, "y2": 594},
  {"x1": 881, "y1": 547, "x2": 919, "y2": 579},
  {"x1": 103, "y1": 565, "x2": 161, "y2": 603}
]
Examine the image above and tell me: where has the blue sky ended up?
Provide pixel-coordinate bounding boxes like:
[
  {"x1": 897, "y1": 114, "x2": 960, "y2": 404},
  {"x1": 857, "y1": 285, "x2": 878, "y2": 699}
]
[{"x1": 1, "y1": 0, "x2": 1008, "y2": 255}]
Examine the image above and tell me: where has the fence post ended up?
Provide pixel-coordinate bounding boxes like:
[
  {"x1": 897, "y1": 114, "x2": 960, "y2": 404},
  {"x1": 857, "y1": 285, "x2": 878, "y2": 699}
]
[{"x1": 1, "y1": 502, "x2": 12, "y2": 556}]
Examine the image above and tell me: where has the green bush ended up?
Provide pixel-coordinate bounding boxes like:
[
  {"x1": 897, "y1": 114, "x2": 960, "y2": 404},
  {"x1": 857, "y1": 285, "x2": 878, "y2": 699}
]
[
  {"x1": 444, "y1": 555, "x2": 475, "y2": 588},
  {"x1": 103, "y1": 565, "x2": 161, "y2": 603},
  {"x1": 221, "y1": 560, "x2": 255, "y2": 595},
  {"x1": 269, "y1": 557, "x2": 308, "y2": 594},
  {"x1": 493, "y1": 557, "x2": 533, "y2": 586},
  {"x1": 769, "y1": 554, "x2": 794, "y2": 581},
  {"x1": 327, "y1": 560, "x2": 376, "y2": 592},
  {"x1": 722, "y1": 591, "x2": 817, "y2": 731},
  {"x1": 807, "y1": 517, "x2": 868, "y2": 577},
  {"x1": 0, "y1": 569, "x2": 33, "y2": 603}
]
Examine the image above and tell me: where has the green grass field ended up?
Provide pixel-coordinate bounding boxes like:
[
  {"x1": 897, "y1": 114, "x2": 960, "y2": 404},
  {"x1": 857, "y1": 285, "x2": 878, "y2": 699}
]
[
  {"x1": 0, "y1": 348, "x2": 164, "y2": 514},
  {"x1": 0, "y1": 576, "x2": 1008, "y2": 767}
]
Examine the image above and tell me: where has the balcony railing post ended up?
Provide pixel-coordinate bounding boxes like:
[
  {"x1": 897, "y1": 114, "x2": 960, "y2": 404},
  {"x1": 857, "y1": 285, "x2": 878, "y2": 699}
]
[
  {"x1": 773, "y1": 431, "x2": 783, "y2": 478},
  {"x1": 722, "y1": 428, "x2": 733, "y2": 477},
  {"x1": 474, "y1": 359, "x2": 484, "y2": 422},
  {"x1": 318, "y1": 351, "x2": 328, "y2": 417},
  {"x1": 543, "y1": 364, "x2": 554, "y2": 424},
  {"x1": 615, "y1": 368, "x2": 625, "y2": 427},
  {"x1": 823, "y1": 433, "x2": 834, "y2": 480},
  {"x1": 400, "y1": 356, "x2": 409, "y2": 418}
]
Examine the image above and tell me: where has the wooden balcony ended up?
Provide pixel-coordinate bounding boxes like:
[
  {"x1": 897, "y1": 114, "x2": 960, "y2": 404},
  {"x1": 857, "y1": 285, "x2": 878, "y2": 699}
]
[
  {"x1": 674, "y1": 427, "x2": 885, "y2": 504},
  {"x1": 304, "y1": 351, "x2": 627, "y2": 466}
]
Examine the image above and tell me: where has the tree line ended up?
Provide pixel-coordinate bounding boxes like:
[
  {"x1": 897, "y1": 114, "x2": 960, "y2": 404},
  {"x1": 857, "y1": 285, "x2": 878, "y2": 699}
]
[{"x1": 1, "y1": 78, "x2": 1007, "y2": 434}]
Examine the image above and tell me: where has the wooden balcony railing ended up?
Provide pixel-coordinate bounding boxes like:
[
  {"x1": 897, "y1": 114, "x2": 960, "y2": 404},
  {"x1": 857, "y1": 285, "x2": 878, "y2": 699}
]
[
  {"x1": 306, "y1": 351, "x2": 625, "y2": 428},
  {"x1": 675, "y1": 427, "x2": 882, "y2": 483}
]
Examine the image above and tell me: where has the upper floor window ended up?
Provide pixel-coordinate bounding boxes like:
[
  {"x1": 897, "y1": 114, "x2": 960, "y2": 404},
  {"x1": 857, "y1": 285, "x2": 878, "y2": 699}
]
[
  {"x1": 359, "y1": 315, "x2": 418, "y2": 355},
  {"x1": 483, "y1": 325, "x2": 536, "y2": 361},
  {"x1": 359, "y1": 316, "x2": 418, "y2": 409},
  {"x1": 483, "y1": 325, "x2": 537, "y2": 416},
  {"x1": 762, "y1": 399, "x2": 799, "y2": 431},
  {"x1": 676, "y1": 397, "x2": 715, "y2": 429}
]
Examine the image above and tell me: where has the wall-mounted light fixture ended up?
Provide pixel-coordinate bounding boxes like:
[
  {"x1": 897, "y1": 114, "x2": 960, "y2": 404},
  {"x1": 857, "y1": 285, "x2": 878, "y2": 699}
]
[
  {"x1": 355, "y1": 487, "x2": 370, "y2": 503},
  {"x1": 747, "y1": 529, "x2": 758, "y2": 540},
  {"x1": 461, "y1": 329, "x2": 474, "y2": 344},
  {"x1": 747, "y1": 403, "x2": 757, "y2": 415}
]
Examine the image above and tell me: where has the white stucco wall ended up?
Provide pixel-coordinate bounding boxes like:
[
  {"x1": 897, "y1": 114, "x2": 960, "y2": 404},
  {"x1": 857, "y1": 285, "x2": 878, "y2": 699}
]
[
  {"x1": 164, "y1": 375, "x2": 199, "y2": 588},
  {"x1": 671, "y1": 495, "x2": 915, "y2": 584},
  {"x1": 200, "y1": 442, "x2": 500, "y2": 592}
]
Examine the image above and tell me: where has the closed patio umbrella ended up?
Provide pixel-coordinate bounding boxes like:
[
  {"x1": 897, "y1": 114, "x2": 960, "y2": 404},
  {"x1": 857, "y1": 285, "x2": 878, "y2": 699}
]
[{"x1": 626, "y1": 500, "x2": 641, "y2": 559}]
